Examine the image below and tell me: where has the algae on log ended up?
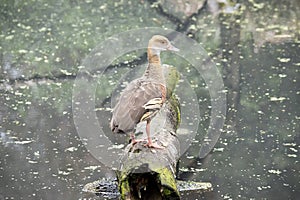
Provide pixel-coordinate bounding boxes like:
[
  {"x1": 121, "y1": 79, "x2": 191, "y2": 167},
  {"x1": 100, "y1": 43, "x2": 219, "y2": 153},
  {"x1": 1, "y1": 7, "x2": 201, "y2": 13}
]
[{"x1": 116, "y1": 65, "x2": 181, "y2": 200}]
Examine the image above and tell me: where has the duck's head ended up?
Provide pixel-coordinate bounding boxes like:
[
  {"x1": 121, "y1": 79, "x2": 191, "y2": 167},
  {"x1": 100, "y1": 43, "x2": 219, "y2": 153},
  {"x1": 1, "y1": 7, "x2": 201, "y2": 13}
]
[{"x1": 148, "y1": 35, "x2": 179, "y2": 53}]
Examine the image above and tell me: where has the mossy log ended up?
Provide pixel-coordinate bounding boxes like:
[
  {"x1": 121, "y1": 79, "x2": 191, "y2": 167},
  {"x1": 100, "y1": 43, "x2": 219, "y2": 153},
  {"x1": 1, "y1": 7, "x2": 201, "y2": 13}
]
[{"x1": 116, "y1": 65, "x2": 181, "y2": 200}]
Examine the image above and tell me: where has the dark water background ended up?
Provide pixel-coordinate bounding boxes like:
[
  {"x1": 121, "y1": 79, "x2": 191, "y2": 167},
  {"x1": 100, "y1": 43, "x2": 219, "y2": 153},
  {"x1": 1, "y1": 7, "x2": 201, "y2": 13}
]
[{"x1": 0, "y1": 0, "x2": 299, "y2": 199}]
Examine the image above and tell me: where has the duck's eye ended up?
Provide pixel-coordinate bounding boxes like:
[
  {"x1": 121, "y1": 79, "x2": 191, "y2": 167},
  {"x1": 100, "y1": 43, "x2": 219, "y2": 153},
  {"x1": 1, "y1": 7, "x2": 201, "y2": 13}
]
[{"x1": 161, "y1": 41, "x2": 166, "y2": 44}]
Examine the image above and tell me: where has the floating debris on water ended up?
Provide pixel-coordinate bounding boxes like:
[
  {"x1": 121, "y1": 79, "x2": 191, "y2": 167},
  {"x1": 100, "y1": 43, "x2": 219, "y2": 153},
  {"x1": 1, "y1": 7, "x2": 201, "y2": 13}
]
[
  {"x1": 177, "y1": 180, "x2": 212, "y2": 192},
  {"x1": 58, "y1": 169, "x2": 72, "y2": 176},
  {"x1": 14, "y1": 140, "x2": 33, "y2": 145},
  {"x1": 286, "y1": 154, "x2": 297, "y2": 158},
  {"x1": 277, "y1": 57, "x2": 290, "y2": 63},
  {"x1": 270, "y1": 96, "x2": 286, "y2": 101},
  {"x1": 257, "y1": 185, "x2": 271, "y2": 191},
  {"x1": 65, "y1": 146, "x2": 78, "y2": 152},
  {"x1": 213, "y1": 147, "x2": 225, "y2": 152},
  {"x1": 84, "y1": 165, "x2": 101, "y2": 170},
  {"x1": 268, "y1": 169, "x2": 282, "y2": 175}
]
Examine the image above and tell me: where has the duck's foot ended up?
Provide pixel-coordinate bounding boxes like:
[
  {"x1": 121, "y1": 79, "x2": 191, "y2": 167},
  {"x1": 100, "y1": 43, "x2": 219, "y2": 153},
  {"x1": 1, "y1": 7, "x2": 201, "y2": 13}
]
[
  {"x1": 131, "y1": 138, "x2": 146, "y2": 145},
  {"x1": 130, "y1": 133, "x2": 146, "y2": 145},
  {"x1": 144, "y1": 141, "x2": 164, "y2": 149}
]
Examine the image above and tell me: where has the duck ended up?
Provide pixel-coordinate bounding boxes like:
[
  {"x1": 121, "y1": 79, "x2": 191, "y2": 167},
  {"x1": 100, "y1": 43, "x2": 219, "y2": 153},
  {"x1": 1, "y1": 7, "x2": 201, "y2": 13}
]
[{"x1": 110, "y1": 35, "x2": 179, "y2": 149}]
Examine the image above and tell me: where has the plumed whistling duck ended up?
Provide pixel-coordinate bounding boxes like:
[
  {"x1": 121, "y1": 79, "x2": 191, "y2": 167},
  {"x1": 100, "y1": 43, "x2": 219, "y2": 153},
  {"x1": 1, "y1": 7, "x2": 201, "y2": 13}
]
[{"x1": 110, "y1": 35, "x2": 179, "y2": 149}]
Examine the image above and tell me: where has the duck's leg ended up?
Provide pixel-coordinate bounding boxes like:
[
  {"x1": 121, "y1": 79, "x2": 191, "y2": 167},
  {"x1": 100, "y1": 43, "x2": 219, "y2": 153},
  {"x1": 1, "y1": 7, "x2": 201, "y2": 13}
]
[
  {"x1": 145, "y1": 119, "x2": 164, "y2": 149},
  {"x1": 130, "y1": 133, "x2": 144, "y2": 145}
]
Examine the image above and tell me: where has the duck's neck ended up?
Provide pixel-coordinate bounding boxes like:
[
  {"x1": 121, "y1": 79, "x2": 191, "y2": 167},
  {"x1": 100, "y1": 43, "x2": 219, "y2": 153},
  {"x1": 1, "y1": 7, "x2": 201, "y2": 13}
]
[
  {"x1": 144, "y1": 48, "x2": 165, "y2": 83},
  {"x1": 147, "y1": 48, "x2": 161, "y2": 64}
]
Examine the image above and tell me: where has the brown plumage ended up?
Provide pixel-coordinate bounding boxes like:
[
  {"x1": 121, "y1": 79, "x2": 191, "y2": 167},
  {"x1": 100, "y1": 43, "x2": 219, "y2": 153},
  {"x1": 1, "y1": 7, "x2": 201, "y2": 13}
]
[{"x1": 110, "y1": 35, "x2": 179, "y2": 148}]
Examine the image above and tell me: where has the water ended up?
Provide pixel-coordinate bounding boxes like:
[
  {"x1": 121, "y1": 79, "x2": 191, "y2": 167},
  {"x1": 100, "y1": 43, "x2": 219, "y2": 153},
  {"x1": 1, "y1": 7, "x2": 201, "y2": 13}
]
[{"x1": 0, "y1": 0, "x2": 299, "y2": 199}]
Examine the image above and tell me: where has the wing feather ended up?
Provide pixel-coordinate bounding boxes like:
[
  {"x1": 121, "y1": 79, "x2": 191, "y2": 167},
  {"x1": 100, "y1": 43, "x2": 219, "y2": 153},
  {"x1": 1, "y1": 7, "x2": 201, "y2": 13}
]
[{"x1": 110, "y1": 78, "x2": 165, "y2": 133}]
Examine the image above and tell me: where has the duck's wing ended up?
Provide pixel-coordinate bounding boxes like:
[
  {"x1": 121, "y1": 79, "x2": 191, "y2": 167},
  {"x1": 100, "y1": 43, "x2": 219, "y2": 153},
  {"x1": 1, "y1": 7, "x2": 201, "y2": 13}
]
[{"x1": 110, "y1": 79, "x2": 165, "y2": 133}]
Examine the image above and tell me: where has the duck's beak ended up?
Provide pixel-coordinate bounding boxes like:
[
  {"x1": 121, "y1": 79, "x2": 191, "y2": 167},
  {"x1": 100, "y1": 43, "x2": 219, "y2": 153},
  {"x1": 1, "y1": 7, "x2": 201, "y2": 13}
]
[{"x1": 167, "y1": 44, "x2": 179, "y2": 52}]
